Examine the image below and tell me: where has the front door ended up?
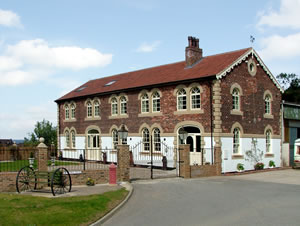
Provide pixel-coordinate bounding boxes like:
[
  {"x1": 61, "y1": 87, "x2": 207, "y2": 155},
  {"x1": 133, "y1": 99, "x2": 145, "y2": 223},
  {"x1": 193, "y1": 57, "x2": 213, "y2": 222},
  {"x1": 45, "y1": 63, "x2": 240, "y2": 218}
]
[
  {"x1": 86, "y1": 130, "x2": 101, "y2": 161},
  {"x1": 186, "y1": 134, "x2": 202, "y2": 165}
]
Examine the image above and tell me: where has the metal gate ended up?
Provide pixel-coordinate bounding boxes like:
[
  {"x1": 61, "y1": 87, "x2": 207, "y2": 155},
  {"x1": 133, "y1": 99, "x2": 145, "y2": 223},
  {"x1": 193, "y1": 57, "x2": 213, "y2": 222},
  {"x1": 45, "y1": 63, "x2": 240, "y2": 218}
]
[{"x1": 130, "y1": 139, "x2": 179, "y2": 180}]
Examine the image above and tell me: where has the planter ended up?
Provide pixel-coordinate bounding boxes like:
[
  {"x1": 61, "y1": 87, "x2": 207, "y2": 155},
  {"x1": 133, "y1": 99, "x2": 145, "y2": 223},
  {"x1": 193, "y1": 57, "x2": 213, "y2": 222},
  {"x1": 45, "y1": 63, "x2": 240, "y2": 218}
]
[{"x1": 28, "y1": 158, "x2": 34, "y2": 168}]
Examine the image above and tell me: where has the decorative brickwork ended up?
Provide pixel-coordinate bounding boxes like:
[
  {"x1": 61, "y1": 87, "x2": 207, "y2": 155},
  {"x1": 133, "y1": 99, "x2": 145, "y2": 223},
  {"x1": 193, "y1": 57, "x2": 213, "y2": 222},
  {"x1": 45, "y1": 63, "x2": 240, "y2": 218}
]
[{"x1": 117, "y1": 145, "x2": 130, "y2": 182}]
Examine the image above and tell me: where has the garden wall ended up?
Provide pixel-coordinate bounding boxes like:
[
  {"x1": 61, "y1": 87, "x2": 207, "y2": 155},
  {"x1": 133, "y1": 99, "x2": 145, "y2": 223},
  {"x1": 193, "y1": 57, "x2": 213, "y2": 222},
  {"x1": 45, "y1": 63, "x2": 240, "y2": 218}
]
[
  {"x1": 191, "y1": 165, "x2": 217, "y2": 178},
  {"x1": 0, "y1": 172, "x2": 18, "y2": 192}
]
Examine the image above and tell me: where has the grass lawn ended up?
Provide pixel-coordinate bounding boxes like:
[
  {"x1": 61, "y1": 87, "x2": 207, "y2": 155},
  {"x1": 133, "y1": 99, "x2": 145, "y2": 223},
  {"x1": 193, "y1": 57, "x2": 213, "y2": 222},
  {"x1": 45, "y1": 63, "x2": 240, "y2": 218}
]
[
  {"x1": 0, "y1": 188, "x2": 128, "y2": 226},
  {"x1": 0, "y1": 160, "x2": 80, "y2": 172}
]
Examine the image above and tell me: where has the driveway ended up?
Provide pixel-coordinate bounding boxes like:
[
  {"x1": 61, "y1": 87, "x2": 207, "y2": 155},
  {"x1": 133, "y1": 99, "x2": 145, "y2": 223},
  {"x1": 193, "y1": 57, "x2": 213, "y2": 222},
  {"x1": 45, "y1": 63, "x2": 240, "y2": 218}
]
[{"x1": 103, "y1": 169, "x2": 300, "y2": 226}]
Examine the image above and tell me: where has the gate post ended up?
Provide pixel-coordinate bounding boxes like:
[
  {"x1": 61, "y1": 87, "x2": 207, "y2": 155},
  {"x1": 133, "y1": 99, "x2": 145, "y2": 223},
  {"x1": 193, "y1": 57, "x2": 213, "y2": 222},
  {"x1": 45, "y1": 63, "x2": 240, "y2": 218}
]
[
  {"x1": 117, "y1": 144, "x2": 130, "y2": 182},
  {"x1": 37, "y1": 137, "x2": 48, "y2": 172},
  {"x1": 179, "y1": 144, "x2": 191, "y2": 178},
  {"x1": 214, "y1": 146, "x2": 222, "y2": 176}
]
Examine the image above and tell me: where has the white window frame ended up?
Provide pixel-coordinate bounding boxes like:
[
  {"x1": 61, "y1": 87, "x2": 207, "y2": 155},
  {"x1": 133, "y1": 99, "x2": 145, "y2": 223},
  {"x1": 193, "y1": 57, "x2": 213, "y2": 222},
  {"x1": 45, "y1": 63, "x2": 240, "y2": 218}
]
[
  {"x1": 65, "y1": 105, "x2": 70, "y2": 120},
  {"x1": 111, "y1": 98, "x2": 118, "y2": 116},
  {"x1": 265, "y1": 95, "x2": 271, "y2": 114},
  {"x1": 177, "y1": 88, "x2": 187, "y2": 110},
  {"x1": 87, "y1": 101, "x2": 92, "y2": 118},
  {"x1": 112, "y1": 129, "x2": 118, "y2": 149},
  {"x1": 152, "y1": 92, "x2": 161, "y2": 112},
  {"x1": 94, "y1": 100, "x2": 100, "y2": 117},
  {"x1": 141, "y1": 93, "x2": 149, "y2": 113},
  {"x1": 232, "y1": 88, "x2": 240, "y2": 110},
  {"x1": 120, "y1": 96, "x2": 127, "y2": 115},
  {"x1": 266, "y1": 130, "x2": 271, "y2": 153},
  {"x1": 71, "y1": 130, "x2": 76, "y2": 148},
  {"x1": 153, "y1": 128, "x2": 161, "y2": 152},
  {"x1": 191, "y1": 87, "x2": 201, "y2": 110},
  {"x1": 142, "y1": 128, "x2": 150, "y2": 151},
  {"x1": 65, "y1": 130, "x2": 70, "y2": 148},
  {"x1": 70, "y1": 104, "x2": 75, "y2": 119},
  {"x1": 233, "y1": 128, "x2": 240, "y2": 154},
  {"x1": 87, "y1": 129, "x2": 100, "y2": 148}
]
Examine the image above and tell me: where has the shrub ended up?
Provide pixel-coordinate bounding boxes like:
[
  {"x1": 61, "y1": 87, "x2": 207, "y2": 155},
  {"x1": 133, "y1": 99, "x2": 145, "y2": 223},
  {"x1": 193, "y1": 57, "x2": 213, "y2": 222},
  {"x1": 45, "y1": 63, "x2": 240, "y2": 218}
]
[
  {"x1": 86, "y1": 178, "x2": 95, "y2": 186},
  {"x1": 236, "y1": 163, "x2": 244, "y2": 171},
  {"x1": 269, "y1": 160, "x2": 275, "y2": 167},
  {"x1": 29, "y1": 152, "x2": 34, "y2": 158},
  {"x1": 254, "y1": 162, "x2": 264, "y2": 170}
]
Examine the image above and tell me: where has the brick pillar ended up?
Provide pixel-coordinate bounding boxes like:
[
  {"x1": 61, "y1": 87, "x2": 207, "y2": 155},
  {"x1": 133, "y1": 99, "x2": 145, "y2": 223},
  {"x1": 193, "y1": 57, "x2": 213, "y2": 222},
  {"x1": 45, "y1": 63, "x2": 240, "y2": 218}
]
[
  {"x1": 117, "y1": 145, "x2": 130, "y2": 182},
  {"x1": 179, "y1": 144, "x2": 191, "y2": 178},
  {"x1": 214, "y1": 147, "x2": 222, "y2": 176},
  {"x1": 37, "y1": 137, "x2": 48, "y2": 172}
]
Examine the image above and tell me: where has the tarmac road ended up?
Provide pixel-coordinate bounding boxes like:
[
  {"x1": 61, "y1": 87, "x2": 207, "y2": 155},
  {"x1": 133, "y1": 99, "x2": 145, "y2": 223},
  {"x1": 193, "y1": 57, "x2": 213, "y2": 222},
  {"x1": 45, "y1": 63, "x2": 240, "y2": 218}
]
[{"x1": 103, "y1": 169, "x2": 300, "y2": 226}]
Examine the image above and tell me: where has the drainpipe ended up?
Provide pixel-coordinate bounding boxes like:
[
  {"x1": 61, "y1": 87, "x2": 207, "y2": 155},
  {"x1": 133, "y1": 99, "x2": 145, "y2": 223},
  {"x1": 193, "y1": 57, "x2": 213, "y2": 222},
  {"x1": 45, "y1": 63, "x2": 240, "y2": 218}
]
[{"x1": 210, "y1": 81, "x2": 214, "y2": 164}]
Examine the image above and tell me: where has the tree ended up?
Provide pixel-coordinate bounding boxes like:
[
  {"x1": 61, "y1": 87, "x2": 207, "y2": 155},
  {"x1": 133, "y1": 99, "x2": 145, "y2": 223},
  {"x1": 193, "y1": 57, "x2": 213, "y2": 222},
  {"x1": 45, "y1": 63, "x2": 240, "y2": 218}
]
[
  {"x1": 24, "y1": 119, "x2": 57, "y2": 147},
  {"x1": 276, "y1": 73, "x2": 300, "y2": 103}
]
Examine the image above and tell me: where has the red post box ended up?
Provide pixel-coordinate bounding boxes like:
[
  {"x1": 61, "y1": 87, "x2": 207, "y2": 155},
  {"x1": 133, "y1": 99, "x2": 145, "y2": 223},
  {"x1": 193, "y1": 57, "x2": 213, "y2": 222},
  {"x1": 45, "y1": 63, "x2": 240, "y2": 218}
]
[{"x1": 109, "y1": 163, "x2": 117, "y2": 185}]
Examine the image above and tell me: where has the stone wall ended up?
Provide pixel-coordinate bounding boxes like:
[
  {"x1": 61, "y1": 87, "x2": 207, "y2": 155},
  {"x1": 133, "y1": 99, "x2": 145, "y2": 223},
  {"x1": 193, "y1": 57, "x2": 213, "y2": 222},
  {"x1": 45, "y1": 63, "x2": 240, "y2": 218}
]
[{"x1": 0, "y1": 172, "x2": 18, "y2": 192}]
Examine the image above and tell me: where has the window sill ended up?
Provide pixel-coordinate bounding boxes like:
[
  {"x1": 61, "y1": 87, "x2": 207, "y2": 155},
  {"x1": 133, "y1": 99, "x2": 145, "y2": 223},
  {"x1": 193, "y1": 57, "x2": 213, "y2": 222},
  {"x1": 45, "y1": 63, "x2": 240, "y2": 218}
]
[
  {"x1": 265, "y1": 153, "x2": 274, "y2": 157},
  {"x1": 109, "y1": 114, "x2": 129, "y2": 119},
  {"x1": 84, "y1": 117, "x2": 101, "y2": 121},
  {"x1": 138, "y1": 112, "x2": 163, "y2": 117},
  {"x1": 230, "y1": 110, "x2": 243, "y2": 116},
  {"x1": 174, "y1": 109, "x2": 204, "y2": 115},
  {"x1": 232, "y1": 154, "x2": 244, "y2": 159},
  {"x1": 264, "y1": 114, "x2": 274, "y2": 119},
  {"x1": 140, "y1": 151, "x2": 162, "y2": 156},
  {"x1": 64, "y1": 119, "x2": 77, "y2": 122}
]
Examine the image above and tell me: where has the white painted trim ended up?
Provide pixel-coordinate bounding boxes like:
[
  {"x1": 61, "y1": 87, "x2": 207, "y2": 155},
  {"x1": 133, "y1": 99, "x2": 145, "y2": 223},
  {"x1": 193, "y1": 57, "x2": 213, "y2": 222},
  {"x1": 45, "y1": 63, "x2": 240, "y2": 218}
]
[{"x1": 216, "y1": 48, "x2": 284, "y2": 93}]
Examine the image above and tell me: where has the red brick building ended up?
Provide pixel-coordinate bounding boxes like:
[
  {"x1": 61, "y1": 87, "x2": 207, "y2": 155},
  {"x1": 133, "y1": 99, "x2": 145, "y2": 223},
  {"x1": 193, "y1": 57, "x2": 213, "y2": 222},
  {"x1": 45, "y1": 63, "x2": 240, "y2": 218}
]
[{"x1": 55, "y1": 36, "x2": 283, "y2": 173}]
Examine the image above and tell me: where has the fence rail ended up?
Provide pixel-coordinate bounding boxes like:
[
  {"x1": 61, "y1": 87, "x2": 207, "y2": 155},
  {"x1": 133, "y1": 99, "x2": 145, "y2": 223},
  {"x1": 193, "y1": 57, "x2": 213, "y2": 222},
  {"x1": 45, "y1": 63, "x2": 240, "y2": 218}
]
[{"x1": 0, "y1": 147, "x2": 117, "y2": 172}]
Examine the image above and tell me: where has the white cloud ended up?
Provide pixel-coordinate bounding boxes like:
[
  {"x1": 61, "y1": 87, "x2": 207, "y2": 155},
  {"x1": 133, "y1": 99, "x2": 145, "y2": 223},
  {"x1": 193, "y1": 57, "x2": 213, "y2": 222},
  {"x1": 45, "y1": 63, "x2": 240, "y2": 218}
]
[
  {"x1": 257, "y1": 0, "x2": 300, "y2": 29},
  {"x1": 6, "y1": 39, "x2": 113, "y2": 70},
  {"x1": 0, "y1": 102, "x2": 56, "y2": 139},
  {"x1": 136, "y1": 41, "x2": 161, "y2": 53},
  {"x1": 258, "y1": 33, "x2": 300, "y2": 60},
  {"x1": 0, "y1": 39, "x2": 113, "y2": 86},
  {"x1": 0, "y1": 9, "x2": 22, "y2": 28}
]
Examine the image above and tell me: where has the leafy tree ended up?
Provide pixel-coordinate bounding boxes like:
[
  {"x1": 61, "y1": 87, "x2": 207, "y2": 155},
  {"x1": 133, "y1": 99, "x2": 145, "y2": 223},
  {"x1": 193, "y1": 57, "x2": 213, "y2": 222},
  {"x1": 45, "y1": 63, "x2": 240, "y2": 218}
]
[
  {"x1": 24, "y1": 119, "x2": 57, "y2": 147},
  {"x1": 276, "y1": 73, "x2": 300, "y2": 103}
]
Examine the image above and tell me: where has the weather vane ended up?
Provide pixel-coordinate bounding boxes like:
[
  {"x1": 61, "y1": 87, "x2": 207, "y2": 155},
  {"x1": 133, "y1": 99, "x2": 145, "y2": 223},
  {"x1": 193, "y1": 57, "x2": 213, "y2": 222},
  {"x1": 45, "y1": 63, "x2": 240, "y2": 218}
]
[{"x1": 250, "y1": 35, "x2": 255, "y2": 45}]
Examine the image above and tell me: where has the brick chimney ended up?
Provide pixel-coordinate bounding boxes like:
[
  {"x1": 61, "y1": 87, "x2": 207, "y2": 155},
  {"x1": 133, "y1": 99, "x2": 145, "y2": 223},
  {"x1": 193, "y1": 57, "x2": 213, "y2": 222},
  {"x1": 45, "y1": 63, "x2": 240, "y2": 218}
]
[{"x1": 185, "y1": 36, "x2": 203, "y2": 67}]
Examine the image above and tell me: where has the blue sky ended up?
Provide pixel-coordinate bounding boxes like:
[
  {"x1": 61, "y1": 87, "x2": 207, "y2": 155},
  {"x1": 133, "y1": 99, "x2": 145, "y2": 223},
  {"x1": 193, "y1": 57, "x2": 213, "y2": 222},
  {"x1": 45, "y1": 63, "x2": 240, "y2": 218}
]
[{"x1": 1, "y1": 0, "x2": 300, "y2": 139}]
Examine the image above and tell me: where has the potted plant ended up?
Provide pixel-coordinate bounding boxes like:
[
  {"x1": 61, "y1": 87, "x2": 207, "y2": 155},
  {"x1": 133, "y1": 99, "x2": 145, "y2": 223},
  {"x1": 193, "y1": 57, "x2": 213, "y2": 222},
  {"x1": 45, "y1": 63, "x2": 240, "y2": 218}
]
[
  {"x1": 254, "y1": 162, "x2": 264, "y2": 170},
  {"x1": 86, "y1": 178, "x2": 95, "y2": 186},
  {"x1": 237, "y1": 163, "x2": 244, "y2": 172},
  {"x1": 29, "y1": 152, "x2": 34, "y2": 168},
  {"x1": 269, "y1": 160, "x2": 275, "y2": 168}
]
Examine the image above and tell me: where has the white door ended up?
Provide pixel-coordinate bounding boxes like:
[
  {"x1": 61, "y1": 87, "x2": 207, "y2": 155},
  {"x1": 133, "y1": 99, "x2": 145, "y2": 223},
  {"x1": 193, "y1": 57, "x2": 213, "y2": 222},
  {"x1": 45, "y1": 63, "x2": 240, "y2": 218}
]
[
  {"x1": 86, "y1": 131, "x2": 102, "y2": 161},
  {"x1": 186, "y1": 134, "x2": 202, "y2": 165}
]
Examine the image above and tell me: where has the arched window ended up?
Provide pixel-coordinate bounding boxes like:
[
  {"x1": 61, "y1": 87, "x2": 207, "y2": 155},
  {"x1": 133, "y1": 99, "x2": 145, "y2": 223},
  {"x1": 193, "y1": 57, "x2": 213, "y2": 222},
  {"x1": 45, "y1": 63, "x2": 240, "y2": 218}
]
[
  {"x1": 65, "y1": 130, "x2": 70, "y2": 148},
  {"x1": 266, "y1": 130, "x2": 271, "y2": 153},
  {"x1": 265, "y1": 95, "x2": 271, "y2": 114},
  {"x1": 71, "y1": 130, "x2": 76, "y2": 148},
  {"x1": 233, "y1": 128, "x2": 240, "y2": 154},
  {"x1": 71, "y1": 104, "x2": 75, "y2": 119},
  {"x1": 94, "y1": 100, "x2": 100, "y2": 117},
  {"x1": 142, "y1": 128, "x2": 150, "y2": 151},
  {"x1": 177, "y1": 89, "x2": 187, "y2": 110},
  {"x1": 112, "y1": 129, "x2": 118, "y2": 149},
  {"x1": 120, "y1": 96, "x2": 127, "y2": 114},
  {"x1": 232, "y1": 88, "x2": 240, "y2": 110},
  {"x1": 65, "y1": 105, "x2": 69, "y2": 120},
  {"x1": 111, "y1": 98, "x2": 118, "y2": 115},
  {"x1": 141, "y1": 93, "x2": 149, "y2": 113},
  {"x1": 87, "y1": 101, "x2": 92, "y2": 117},
  {"x1": 191, "y1": 87, "x2": 201, "y2": 109},
  {"x1": 87, "y1": 129, "x2": 100, "y2": 148},
  {"x1": 152, "y1": 92, "x2": 160, "y2": 112},
  {"x1": 153, "y1": 128, "x2": 161, "y2": 152}
]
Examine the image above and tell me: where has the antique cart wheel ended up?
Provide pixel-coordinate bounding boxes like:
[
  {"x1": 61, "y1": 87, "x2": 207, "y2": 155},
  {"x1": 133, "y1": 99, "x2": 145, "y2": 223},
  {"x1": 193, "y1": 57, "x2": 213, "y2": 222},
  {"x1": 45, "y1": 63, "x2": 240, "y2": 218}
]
[
  {"x1": 51, "y1": 167, "x2": 72, "y2": 196},
  {"x1": 16, "y1": 166, "x2": 37, "y2": 193}
]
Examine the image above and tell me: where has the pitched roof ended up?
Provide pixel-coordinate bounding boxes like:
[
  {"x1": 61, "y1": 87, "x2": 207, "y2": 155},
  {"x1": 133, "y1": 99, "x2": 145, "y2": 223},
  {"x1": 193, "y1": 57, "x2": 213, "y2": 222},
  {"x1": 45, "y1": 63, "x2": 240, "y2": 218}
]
[{"x1": 56, "y1": 47, "x2": 252, "y2": 102}]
